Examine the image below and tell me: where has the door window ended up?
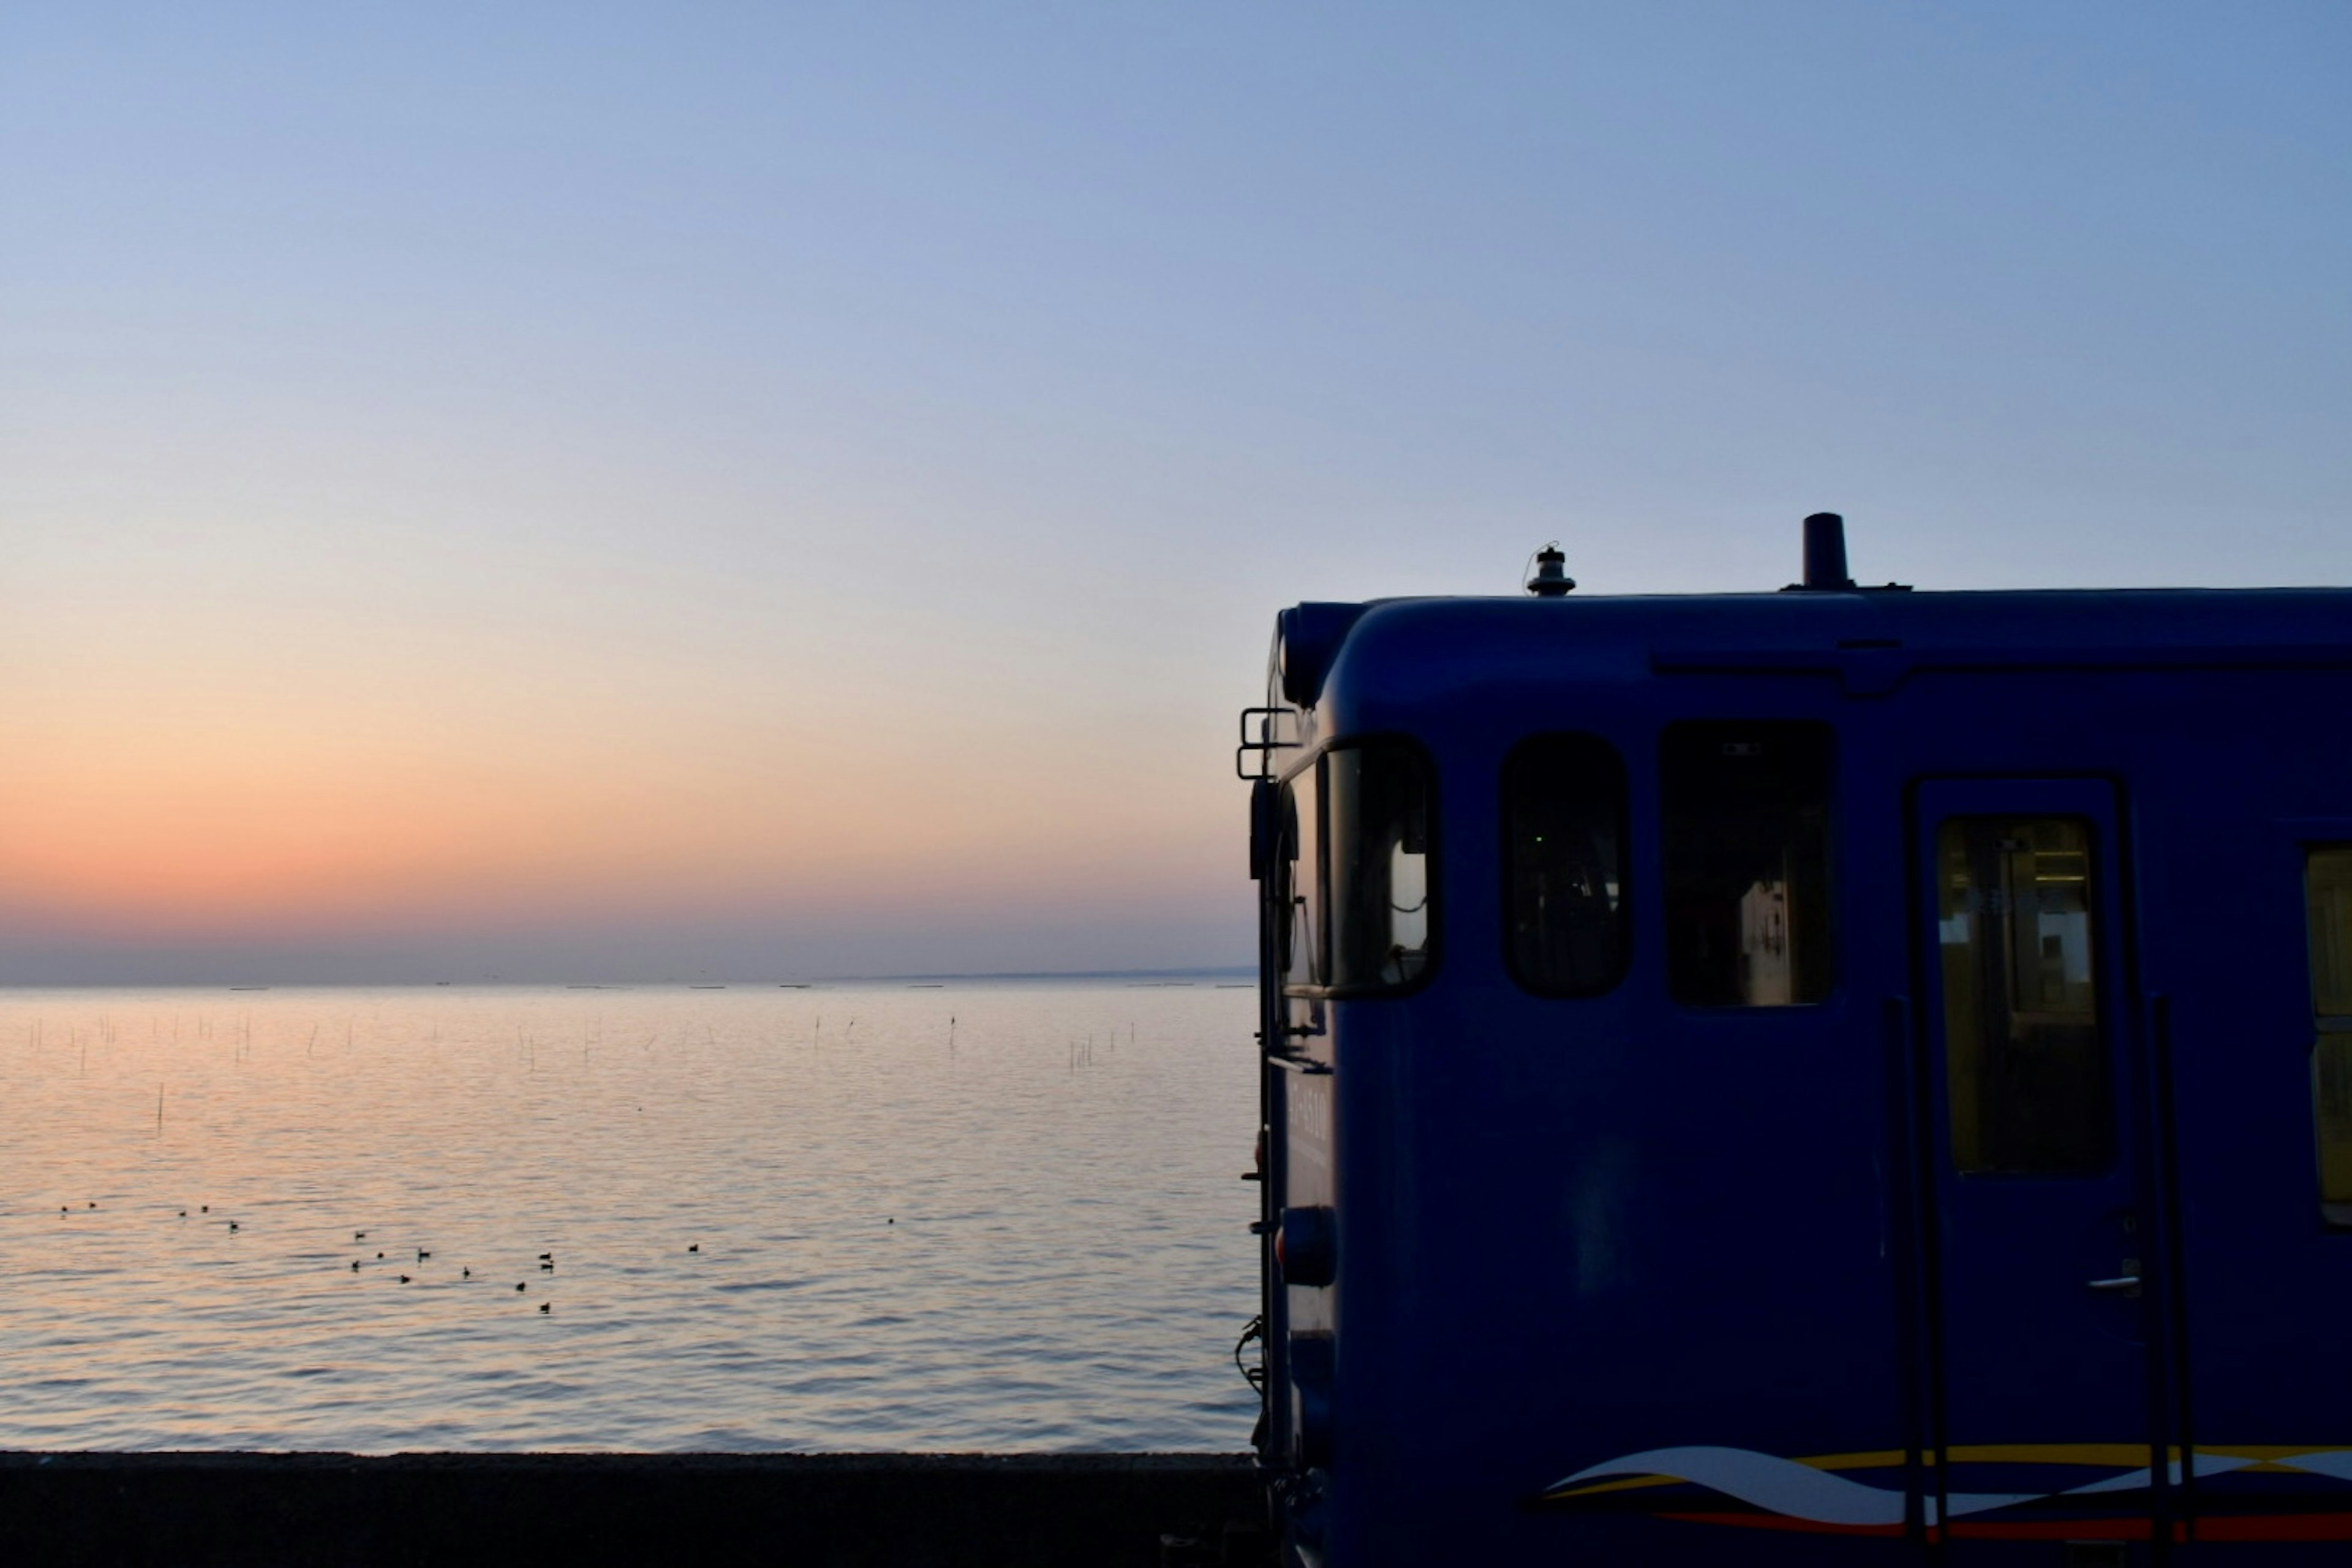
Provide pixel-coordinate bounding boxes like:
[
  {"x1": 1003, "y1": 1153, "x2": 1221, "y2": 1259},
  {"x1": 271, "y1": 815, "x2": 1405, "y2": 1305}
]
[{"x1": 1937, "y1": 817, "x2": 2111, "y2": 1175}]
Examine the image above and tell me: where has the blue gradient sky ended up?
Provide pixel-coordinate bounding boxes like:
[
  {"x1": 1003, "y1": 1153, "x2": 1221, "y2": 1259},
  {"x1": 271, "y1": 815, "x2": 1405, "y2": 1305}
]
[{"x1": 3, "y1": 3, "x2": 2348, "y2": 981}]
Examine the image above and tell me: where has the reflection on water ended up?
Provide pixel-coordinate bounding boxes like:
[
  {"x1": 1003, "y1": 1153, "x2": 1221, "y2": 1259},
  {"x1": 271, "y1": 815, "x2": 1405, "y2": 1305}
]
[{"x1": 0, "y1": 981, "x2": 1259, "y2": 1451}]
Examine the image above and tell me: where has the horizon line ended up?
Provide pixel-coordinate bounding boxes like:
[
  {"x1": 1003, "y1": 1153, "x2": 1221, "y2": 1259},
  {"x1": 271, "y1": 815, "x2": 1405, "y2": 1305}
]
[{"x1": 0, "y1": 964, "x2": 1256, "y2": 990}]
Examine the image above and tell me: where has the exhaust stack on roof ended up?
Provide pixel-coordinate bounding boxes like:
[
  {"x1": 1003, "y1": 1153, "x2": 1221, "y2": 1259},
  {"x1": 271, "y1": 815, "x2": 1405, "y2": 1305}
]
[{"x1": 1802, "y1": 512, "x2": 1855, "y2": 590}]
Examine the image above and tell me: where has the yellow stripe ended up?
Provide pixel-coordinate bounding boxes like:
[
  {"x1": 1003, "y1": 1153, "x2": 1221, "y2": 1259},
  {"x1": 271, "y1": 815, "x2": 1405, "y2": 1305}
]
[
  {"x1": 1928, "y1": 1443, "x2": 2352, "y2": 1468},
  {"x1": 2198, "y1": 1445, "x2": 2352, "y2": 1472},
  {"x1": 1941, "y1": 1444, "x2": 2152, "y2": 1468},
  {"x1": 1797, "y1": 1450, "x2": 1907, "y2": 1471},
  {"x1": 1545, "y1": 1474, "x2": 1685, "y2": 1499}
]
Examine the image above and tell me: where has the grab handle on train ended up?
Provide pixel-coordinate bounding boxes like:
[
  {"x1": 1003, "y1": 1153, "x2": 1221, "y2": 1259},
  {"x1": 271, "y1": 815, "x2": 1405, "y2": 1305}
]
[{"x1": 2084, "y1": 1261, "x2": 2143, "y2": 1295}]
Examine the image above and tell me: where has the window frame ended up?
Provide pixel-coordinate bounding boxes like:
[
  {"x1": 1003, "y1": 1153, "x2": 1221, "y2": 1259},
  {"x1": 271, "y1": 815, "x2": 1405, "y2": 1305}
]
[
  {"x1": 1500, "y1": 731, "x2": 1632, "y2": 1000},
  {"x1": 1280, "y1": 735, "x2": 1442, "y2": 1003}
]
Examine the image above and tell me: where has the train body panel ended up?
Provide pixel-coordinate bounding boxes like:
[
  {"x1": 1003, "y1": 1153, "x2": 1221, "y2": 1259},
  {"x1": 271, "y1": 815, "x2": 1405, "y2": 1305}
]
[{"x1": 1242, "y1": 568, "x2": 2352, "y2": 1564}]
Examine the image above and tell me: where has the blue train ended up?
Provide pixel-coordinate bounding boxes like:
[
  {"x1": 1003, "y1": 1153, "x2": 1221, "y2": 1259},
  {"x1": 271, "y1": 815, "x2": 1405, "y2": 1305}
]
[{"x1": 1238, "y1": 516, "x2": 2352, "y2": 1566}]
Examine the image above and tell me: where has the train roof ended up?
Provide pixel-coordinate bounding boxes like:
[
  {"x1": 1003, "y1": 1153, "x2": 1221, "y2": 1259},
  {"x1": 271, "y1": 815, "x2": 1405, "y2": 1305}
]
[{"x1": 1271, "y1": 584, "x2": 2352, "y2": 719}]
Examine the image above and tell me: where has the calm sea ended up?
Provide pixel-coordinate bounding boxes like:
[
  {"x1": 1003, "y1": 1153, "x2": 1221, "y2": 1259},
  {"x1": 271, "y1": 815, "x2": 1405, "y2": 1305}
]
[{"x1": 0, "y1": 980, "x2": 1261, "y2": 1452}]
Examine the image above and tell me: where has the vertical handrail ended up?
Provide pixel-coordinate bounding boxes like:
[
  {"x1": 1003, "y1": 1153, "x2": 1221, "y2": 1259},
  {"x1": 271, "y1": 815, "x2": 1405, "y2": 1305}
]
[
  {"x1": 2146, "y1": 992, "x2": 2199, "y2": 1546},
  {"x1": 1885, "y1": 993, "x2": 1948, "y2": 1550},
  {"x1": 1250, "y1": 778, "x2": 1282, "y2": 1468}
]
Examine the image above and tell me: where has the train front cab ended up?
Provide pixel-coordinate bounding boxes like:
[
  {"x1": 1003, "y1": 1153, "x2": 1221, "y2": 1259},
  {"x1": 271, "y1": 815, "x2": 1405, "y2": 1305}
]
[{"x1": 1246, "y1": 589, "x2": 2352, "y2": 1566}]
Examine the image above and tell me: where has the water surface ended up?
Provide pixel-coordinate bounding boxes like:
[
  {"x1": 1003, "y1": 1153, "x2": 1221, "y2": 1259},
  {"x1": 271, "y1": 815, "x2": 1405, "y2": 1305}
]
[{"x1": 0, "y1": 981, "x2": 1260, "y2": 1451}]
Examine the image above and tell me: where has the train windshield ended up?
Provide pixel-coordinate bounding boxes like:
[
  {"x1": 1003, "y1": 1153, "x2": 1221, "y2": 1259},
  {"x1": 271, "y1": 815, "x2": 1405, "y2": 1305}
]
[
  {"x1": 1327, "y1": 744, "x2": 1434, "y2": 992},
  {"x1": 1278, "y1": 771, "x2": 1322, "y2": 989}
]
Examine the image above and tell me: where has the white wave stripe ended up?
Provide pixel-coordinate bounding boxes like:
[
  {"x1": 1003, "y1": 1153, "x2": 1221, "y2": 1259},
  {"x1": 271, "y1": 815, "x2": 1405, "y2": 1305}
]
[
  {"x1": 2280, "y1": 1450, "x2": 2352, "y2": 1482},
  {"x1": 2063, "y1": 1452, "x2": 2260, "y2": 1496},
  {"x1": 1551, "y1": 1444, "x2": 2352, "y2": 1529},
  {"x1": 1547, "y1": 1447, "x2": 2037, "y2": 1527}
]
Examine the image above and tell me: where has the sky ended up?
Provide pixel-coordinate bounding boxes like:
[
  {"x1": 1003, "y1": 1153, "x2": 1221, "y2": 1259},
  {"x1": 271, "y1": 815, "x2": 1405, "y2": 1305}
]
[{"x1": 2, "y1": 2, "x2": 2348, "y2": 983}]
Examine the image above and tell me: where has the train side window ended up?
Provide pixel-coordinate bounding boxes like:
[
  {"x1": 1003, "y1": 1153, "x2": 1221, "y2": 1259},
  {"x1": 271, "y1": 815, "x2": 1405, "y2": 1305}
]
[
  {"x1": 1503, "y1": 734, "x2": 1629, "y2": 996},
  {"x1": 1660, "y1": 722, "x2": 1833, "y2": 1006},
  {"x1": 2303, "y1": 847, "x2": 2352, "y2": 1224},
  {"x1": 1937, "y1": 818, "x2": 2111, "y2": 1176},
  {"x1": 1327, "y1": 744, "x2": 1436, "y2": 992}
]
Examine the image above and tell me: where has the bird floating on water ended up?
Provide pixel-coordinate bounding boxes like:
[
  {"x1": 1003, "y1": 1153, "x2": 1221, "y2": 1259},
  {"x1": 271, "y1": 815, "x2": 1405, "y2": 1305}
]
[
  {"x1": 687, "y1": 1243, "x2": 699, "y2": 1253},
  {"x1": 228, "y1": 1221, "x2": 239, "y2": 1232},
  {"x1": 417, "y1": 1250, "x2": 430, "y2": 1262},
  {"x1": 516, "y1": 1282, "x2": 526, "y2": 1292},
  {"x1": 398, "y1": 1274, "x2": 411, "y2": 1284},
  {"x1": 539, "y1": 1302, "x2": 551, "y2": 1314},
  {"x1": 351, "y1": 1261, "x2": 360, "y2": 1272}
]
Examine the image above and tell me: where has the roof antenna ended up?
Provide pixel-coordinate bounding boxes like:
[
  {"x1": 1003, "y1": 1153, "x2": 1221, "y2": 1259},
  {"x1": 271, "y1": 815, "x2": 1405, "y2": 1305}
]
[
  {"x1": 1802, "y1": 512, "x2": 1855, "y2": 590},
  {"x1": 1525, "y1": 542, "x2": 1575, "y2": 598}
]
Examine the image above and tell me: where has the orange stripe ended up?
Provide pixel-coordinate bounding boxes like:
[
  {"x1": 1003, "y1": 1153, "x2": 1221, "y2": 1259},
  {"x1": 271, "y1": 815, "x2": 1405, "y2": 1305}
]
[{"x1": 1948, "y1": 1519, "x2": 2152, "y2": 1540}]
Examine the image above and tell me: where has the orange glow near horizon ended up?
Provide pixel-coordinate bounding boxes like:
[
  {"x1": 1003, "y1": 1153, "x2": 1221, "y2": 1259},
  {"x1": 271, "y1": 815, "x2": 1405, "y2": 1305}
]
[{"x1": 0, "y1": 596, "x2": 1234, "y2": 949}]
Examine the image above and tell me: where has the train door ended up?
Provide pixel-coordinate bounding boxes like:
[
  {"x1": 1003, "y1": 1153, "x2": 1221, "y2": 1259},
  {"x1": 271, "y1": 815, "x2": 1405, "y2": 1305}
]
[
  {"x1": 2137, "y1": 815, "x2": 2352, "y2": 1545},
  {"x1": 1912, "y1": 778, "x2": 2173, "y2": 1550}
]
